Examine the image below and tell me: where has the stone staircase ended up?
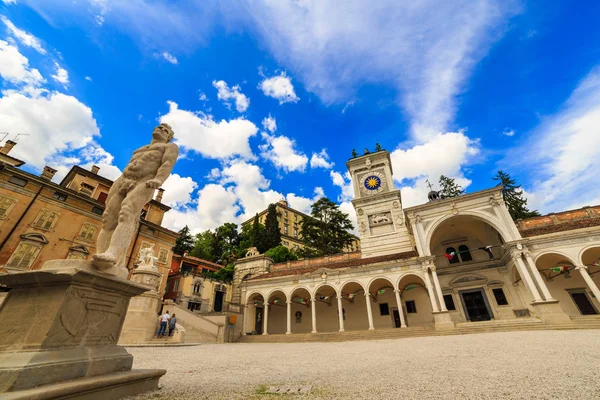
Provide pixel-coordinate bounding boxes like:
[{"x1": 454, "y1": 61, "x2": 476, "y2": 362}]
[{"x1": 238, "y1": 317, "x2": 600, "y2": 343}]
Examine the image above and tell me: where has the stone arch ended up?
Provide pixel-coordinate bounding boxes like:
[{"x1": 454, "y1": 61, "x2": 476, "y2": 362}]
[
  {"x1": 367, "y1": 275, "x2": 396, "y2": 291},
  {"x1": 396, "y1": 272, "x2": 427, "y2": 290},
  {"x1": 339, "y1": 279, "x2": 367, "y2": 293},
  {"x1": 289, "y1": 285, "x2": 314, "y2": 299},
  {"x1": 533, "y1": 250, "x2": 577, "y2": 265},
  {"x1": 266, "y1": 288, "x2": 288, "y2": 302},
  {"x1": 313, "y1": 283, "x2": 340, "y2": 333},
  {"x1": 425, "y1": 211, "x2": 513, "y2": 255},
  {"x1": 20, "y1": 232, "x2": 48, "y2": 244},
  {"x1": 578, "y1": 245, "x2": 600, "y2": 266},
  {"x1": 245, "y1": 290, "x2": 265, "y2": 305},
  {"x1": 314, "y1": 283, "x2": 340, "y2": 298}
]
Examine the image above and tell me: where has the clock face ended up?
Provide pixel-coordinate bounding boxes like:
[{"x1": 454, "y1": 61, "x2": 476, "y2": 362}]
[{"x1": 359, "y1": 171, "x2": 386, "y2": 194}]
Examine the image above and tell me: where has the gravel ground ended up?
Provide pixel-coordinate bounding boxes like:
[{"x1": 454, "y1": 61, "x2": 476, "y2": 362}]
[{"x1": 127, "y1": 330, "x2": 600, "y2": 399}]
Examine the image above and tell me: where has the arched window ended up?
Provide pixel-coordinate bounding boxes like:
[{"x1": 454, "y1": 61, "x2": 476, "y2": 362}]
[
  {"x1": 458, "y1": 245, "x2": 473, "y2": 262},
  {"x1": 446, "y1": 247, "x2": 459, "y2": 264}
]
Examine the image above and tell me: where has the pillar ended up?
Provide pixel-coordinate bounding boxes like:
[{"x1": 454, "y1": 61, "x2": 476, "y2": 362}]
[
  {"x1": 394, "y1": 289, "x2": 407, "y2": 328},
  {"x1": 576, "y1": 265, "x2": 600, "y2": 303},
  {"x1": 524, "y1": 252, "x2": 554, "y2": 301},
  {"x1": 422, "y1": 268, "x2": 440, "y2": 312},
  {"x1": 262, "y1": 302, "x2": 269, "y2": 335},
  {"x1": 311, "y1": 298, "x2": 317, "y2": 334},
  {"x1": 513, "y1": 253, "x2": 542, "y2": 302},
  {"x1": 286, "y1": 300, "x2": 292, "y2": 334},
  {"x1": 242, "y1": 304, "x2": 247, "y2": 336},
  {"x1": 364, "y1": 293, "x2": 375, "y2": 330},
  {"x1": 430, "y1": 266, "x2": 448, "y2": 312},
  {"x1": 337, "y1": 294, "x2": 345, "y2": 332}
]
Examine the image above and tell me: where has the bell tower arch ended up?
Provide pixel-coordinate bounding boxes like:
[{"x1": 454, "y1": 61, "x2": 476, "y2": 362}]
[{"x1": 346, "y1": 150, "x2": 414, "y2": 258}]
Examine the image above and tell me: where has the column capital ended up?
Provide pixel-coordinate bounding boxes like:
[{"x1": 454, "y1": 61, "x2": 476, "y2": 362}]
[
  {"x1": 394, "y1": 289, "x2": 400, "y2": 294},
  {"x1": 263, "y1": 302, "x2": 269, "y2": 307},
  {"x1": 575, "y1": 265, "x2": 588, "y2": 271},
  {"x1": 364, "y1": 292, "x2": 370, "y2": 297},
  {"x1": 421, "y1": 264, "x2": 431, "y2": 272},
  {"x1": 511, "y1": 251, "x2": 523, "y2": 261},
  {"x1": 286, "y1": 300, "x2": 292, "y2": 304},
  {"x1": 429, "y1": 265, "x2": 437, "y2": 272}
]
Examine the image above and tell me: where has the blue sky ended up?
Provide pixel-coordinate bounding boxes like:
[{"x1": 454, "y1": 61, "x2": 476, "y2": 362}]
[{"x1": 1, "y1": 0, "x2": 599, "y2": 234}]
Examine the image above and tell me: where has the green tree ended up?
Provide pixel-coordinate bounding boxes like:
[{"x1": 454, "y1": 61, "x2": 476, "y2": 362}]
[
  {"x1": 438, "y1": 175, "x2": 464, "y2": 198},
  {"x1": 238, "y1": 218, "x2": 264, "y2": 257},
  {"x1": 262, "y1": 204, "x2": 281, "y2": 252},
  {"x1": 214, "y1": 263, "x2": 235, "y2": 283},
  {"x1": 172, "y1": 225, "x2": 194, "y2": 255},
  {"x1": 300, "y1": 197, "x2": 355, "y2": 257},
  {"x1": 265, "y1": 245, "x2": 299, "y2": 263},
  {"x1": 216, "y1": 223, "x2": 241, "y2": 265},
  {"x1": 190, "y1": 230, "x2": 217, "y2": 261},
  {"x1": 493, "y1": 170, "x2": 540, "y2": 220}
]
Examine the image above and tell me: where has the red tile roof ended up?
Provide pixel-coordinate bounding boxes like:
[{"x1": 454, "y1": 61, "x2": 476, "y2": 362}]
[{"x1": 250, "y1": 250, "x2": 418, "y2": 280}]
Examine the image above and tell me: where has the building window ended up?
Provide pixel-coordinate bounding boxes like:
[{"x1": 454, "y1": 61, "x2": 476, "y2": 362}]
[
  {"x1": 284, "y1": 224, "x2": 288, "y2": 234},
  {"x1": 293, "y1": 244, "x2": 299, "y2": 250},
  {"x1": 0, "y1": 195, "x2": 17, "y2": 219},
  {"x1": 405, "y1": 300, "x2": 417, "y2": 313},
  {"x1": 458, "y1": 245, "x2": 473, "y2": 262},
  {"x1": 6, "y1": 234, "x2": 47, "y2": 269},
  {"x1": 8, "y1": 176, "x2": 27, "y2": 187},
  {"x1": 283, "y1": 241, "x2": 289, "y2": 246},
  {"x1": 188, "y1": 302, "x2": 201, "y2": 311},
  {"x1": 284, "y1": 210, "x2": 288, "y2": 217},
  {"x1": 67, "y1": 250, "x2": 88, "y2": 260},
  {"x1": 97, "y1": 192, "x2": 108, "y2": 204},
  {"x1": 379, "y1": 303, "x2": 390, "y2": 316},
  {"x1": 52, "y1": 192, "x2": 67, "y2": 202},
  {"x1": 76, "y1": 222, "x2": 98, "y2": 242},
  {"x1": 79, "y1": 182, "x2": 95, "y2": 196},
  {"x1": 193, "y1": 281, "x2": 202, "y2": 294},
  {"x1": 158, "y1": 249, "x2": 169, "y2": 264},
  {"x1": 293, "y1": 228, "x2": 298, "y2": 238},
  {"x1": 173, "y1": 280, "x2": 179, "y2": 292},
  {"x1": 492, "y1": 288, "x2": 509, "y2": 306},
  {"x1": 91, "y1": 206, "x2": 104, "y2": 215},
  {"x1": 446, "y1": 247, "x2": 460, "y2": 264},
  {"x1": 294, "y1": 214, "x2": 298, "y2": 221},
  {"x1": 32, "y1": 209, "x2": 60, "y2": 230},
  {"x1": 443, "y1": 294, "x2": 456, "y2": 311}
]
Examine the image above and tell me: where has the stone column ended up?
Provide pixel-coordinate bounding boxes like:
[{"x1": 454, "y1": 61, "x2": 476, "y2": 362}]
[
  {"x1": 513, "y1": 253, "x2": 542, "y2": 302},
  {"x1": 262, "y1": 302, "x2": 269, "y2": 335},
  {"x1": 337, "y1": 294, "x2": 345, "y2": 332},
  {"x1": 576, "y1": 265, "x2": 600, "y2": 303},
  {"x1": 422, "y1": 268, "x2": 440, "y2": 312},
  {"x1": 394, "y1": 289, "x2": 407, "y2": 328},
  {"x1": 364, "y1": 293, "x2": 375, "y2": 330},
  {"x1": 286, "y1": 300, "x2": 292, "y2": 335},
  {"x1": 242, "y1": 304, "x2": 247, "y2": 336},
  {"x1": 430, "y1": 266, "x2": 448, "y2": 312},
  {"x1": 523, "y1": 251, "x2": 554, "y2": 301},
  {"x1": 311, "y1": 298, "x2": 317, "y2": 334}
]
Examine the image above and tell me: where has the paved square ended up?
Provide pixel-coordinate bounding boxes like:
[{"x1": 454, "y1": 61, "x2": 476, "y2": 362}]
[{"x1": 128, "y1": 330, "x2": 600, "y2": 399}]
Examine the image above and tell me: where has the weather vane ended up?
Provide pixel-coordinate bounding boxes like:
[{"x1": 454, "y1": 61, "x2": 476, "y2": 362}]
[{"x1": 426, "y1": 179, "x2": 434, "y2": 191}]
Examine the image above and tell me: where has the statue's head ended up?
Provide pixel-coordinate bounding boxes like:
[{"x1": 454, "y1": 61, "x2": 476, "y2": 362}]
[{"x1": 152, "y1": 123, "x2": 174, "y2": 142}]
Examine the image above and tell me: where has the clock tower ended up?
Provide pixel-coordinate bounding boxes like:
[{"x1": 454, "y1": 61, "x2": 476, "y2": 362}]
[{"x1": 346, "y1": 150, "x2": 414, "y2": 258}]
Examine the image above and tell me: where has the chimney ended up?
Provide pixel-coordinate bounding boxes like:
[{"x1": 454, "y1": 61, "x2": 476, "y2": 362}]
[
  {"x1": 155, "y1": 188, "x2": 165, "y2": 203},
  {"x1": 40, "y1": 166, "x2": 57, "y2": 181},
  {"x1": 1, "y1": 140, "x2": 16, "y2": 155},
  {"x1": 91, "y1": 165, "x2": 100, "y2": 174}
]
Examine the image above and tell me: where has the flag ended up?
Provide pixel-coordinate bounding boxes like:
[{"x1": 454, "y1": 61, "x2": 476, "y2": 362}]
[
  {"x1": 479, "y1": 246, "x2": 494, "y2": 259},
  {"x1": 444, "y1": 252, "x2": 456, "y2": 260},
  {"x1": 377, "y1": 289, "x2": 385, "y2": 295},
  {"x1": 550, "y1": 266, "x2": 569, "y2": 272},
  {"x1": 406, "y1": 285, "x2": 416, "y2": 291},
  {"x1": 349, "y1": 293, "x2": 356, "y2": 299}
]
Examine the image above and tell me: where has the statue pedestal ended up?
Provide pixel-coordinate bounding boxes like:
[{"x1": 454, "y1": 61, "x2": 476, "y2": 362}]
[{"x1": 0, "y1": 260, "x2": 165, "y2": 398}]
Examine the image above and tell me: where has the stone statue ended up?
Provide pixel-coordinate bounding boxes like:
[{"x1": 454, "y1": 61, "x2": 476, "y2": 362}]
[
  {"x1": 245, "y1": 247, "x2": 259, "y2": 257},
  {"x1": 93, "y1": 123, "x2": 179, "y2": 274},
  {"x1": 351, "y1": 149, "x2": 358, "y2": 158},
  {"x1": 137, "y1": 245, "x2": 157, "y2": 269}
]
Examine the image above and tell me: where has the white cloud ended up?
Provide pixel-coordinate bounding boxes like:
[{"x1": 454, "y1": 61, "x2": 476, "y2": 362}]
[
  {"x1": 212, "y1": 80, "x2": 249, "y2": 112},
  {"x1": 339, "y1": 201, "x2": 358, "y2": 236},
  {"x1": 286, "y1": 187, "x2": 325, "y2": 215},
  {"x1": 258, "y1": 71, "x2": 300, "y2": 104},
  {"x1": 161, "y1": 51, "x2": 178, "y2": 64},
  {"x1": 51, "y1": 62, "x2": 69, "y2": 87},
  {"x1": 198, "y1": 92, "x2": 207, "y2": 101},
  {"x1": 506, "y1": 67, "x2": 600, "y2": 213},
  {"x1": 159, "y1": 101, "x2": 258, "y2": 160},
  {"x1": 310, "y1": 149, "x2": 334, "y2": 169},
  {"x1": 0, "y1": 88, "x2": 102, "y2": 171},
  {"x1": 244, "y1": 1, "x2": 518, "y2": 141},
  {"x1": 261, "y1": 114, "x2": 277, "y2": 133},
  {"x1": 259, "y1": 132, "x2": 308, "y2": 172},
  {"x1": 330, "y1": 170, "x2": 354, "y2": 202},
  {"x1": 85, "y1": 76, "x2": 92, "y2": 81},
  {"x1": 161, "y1": 173, "x2": 198, "y2": 208},
  {"x1": 502, "y1": 128, "x2": 515, "y2": 137},
  {"x1": 0, "y1": 40, "x2": 45, "y2": 86},
  {"x1": 1, "y1": 16, "x2": 46, "y2": 54},
  {"x1": 2, "y1": 0, "x2": 18, "y2": 5}
]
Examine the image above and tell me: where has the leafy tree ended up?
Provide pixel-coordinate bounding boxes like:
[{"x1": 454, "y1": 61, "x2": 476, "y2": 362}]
[
  {"x1": 265, "y1": 245, "x2": 299, "y2": 263},
  {"x1": 190, "y1": 230, "x2": 217, "y2": 261},
  {"x1": 238, "y1": 218, "x2": 264, "y2": 257},
  {"x1": 438, "y1": 175, "x2": 465, "y2": 198},
  {"x1": 214, "y1": 263, "x2": 235, "y2": 283},
  {"x1": 262, "y1": 204, "x2": 281, "y2": 252},
  {"x1": 172, "y1": 225, "x2": 194, "y2": 255},
  {"x1": 494, "y1": 170, "x2": 540, "y2": 220},
  {"x1": 300, "y1": 197, "x2": 355, "y2": 257},
  {"x1": 216, "y1": 223, "x2": 241, "y2": 265}
]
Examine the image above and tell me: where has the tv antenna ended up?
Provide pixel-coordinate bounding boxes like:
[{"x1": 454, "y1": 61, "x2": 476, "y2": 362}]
[
  {"x1": 12, "y1": 134, "x2": 30, "y2": 142},
  {"x1": 0, "y1": 133, "x2": 8, "y2": 143}
]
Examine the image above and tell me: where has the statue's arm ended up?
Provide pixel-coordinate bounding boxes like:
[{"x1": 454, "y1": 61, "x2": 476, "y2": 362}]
[{"x1": 154, "y1": 144, "x2": 179, "y2": 185}]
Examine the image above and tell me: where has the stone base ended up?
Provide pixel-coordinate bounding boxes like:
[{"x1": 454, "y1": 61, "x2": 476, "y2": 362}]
[
  {"x1": 1, "y1": 369, "x2": 166, "y2": 400},
  {"x1": 0, "y1": 263, "x2": 154, "y2": 394},
  {"x1": 433, "y1": 311, "x2": 455, "y2": 330},
  {"x1": 531, "y1": 301, "x2": 572, "y2": 324}
]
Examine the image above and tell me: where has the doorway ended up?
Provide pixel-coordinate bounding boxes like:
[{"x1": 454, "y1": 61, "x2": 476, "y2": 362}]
[
  {"x1": 460, "y1": 289, "x2": 492, "y2": 321},
  {"x1": 254, "y1": 307, "x2": 263, "y2": 334},
  {"x1": 392, "y1": 308, "x2": 401, "y2": 328},
  {"x1": 569, "y1": 291, "x2": 598, "y2": 315},
  {"x1": 213, "y1": 290, "x2": 224, "y2": 312}
]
